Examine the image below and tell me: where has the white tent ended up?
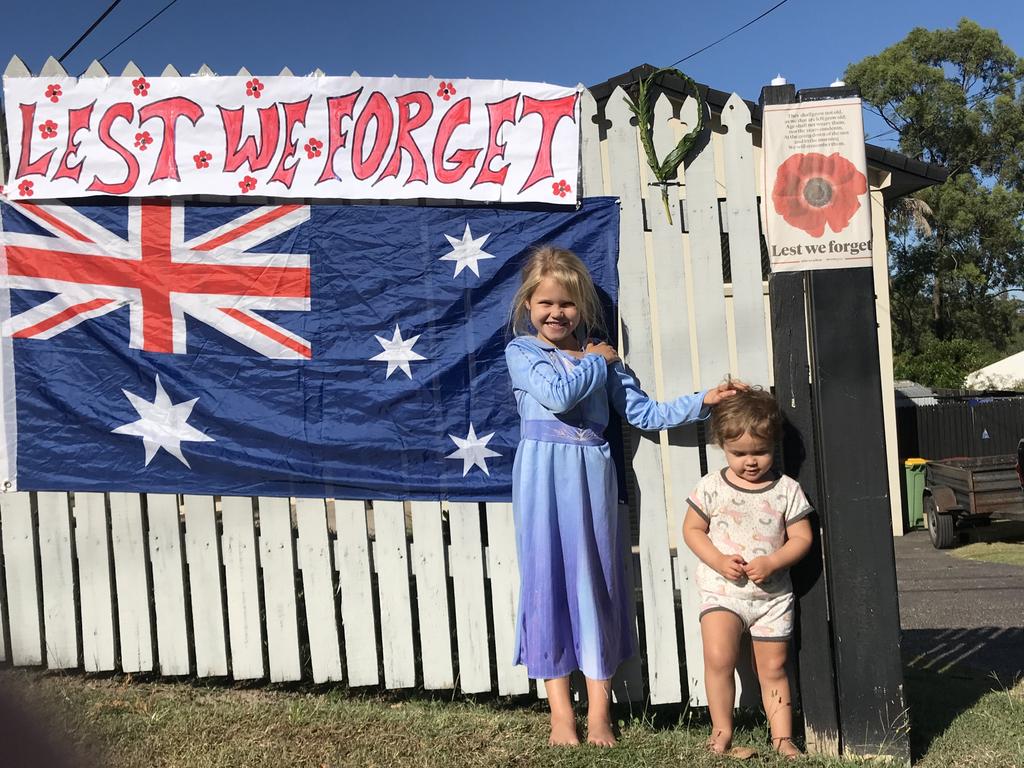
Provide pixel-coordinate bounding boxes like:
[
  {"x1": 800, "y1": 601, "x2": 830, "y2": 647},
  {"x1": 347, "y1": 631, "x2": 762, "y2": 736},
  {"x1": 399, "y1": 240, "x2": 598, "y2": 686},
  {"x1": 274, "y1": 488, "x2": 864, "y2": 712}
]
[{"x1": 965, "y1": 350, "x2": 1024, "y2": 390}]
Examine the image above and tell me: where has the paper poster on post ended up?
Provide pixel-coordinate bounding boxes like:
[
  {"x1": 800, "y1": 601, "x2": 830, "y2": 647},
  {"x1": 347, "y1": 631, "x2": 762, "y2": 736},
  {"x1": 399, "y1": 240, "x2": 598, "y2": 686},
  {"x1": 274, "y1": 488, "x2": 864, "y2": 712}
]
[{"x1": 762, "y1": 97, "x2": 872, "y2": 272}]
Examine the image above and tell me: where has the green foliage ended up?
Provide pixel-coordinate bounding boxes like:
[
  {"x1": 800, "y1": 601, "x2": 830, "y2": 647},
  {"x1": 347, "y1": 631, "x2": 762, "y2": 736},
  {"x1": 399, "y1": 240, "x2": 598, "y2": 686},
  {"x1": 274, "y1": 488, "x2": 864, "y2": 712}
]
[
  {"x1": 894, "y1": 336, "x2": 995, "y2": 390},
  {"x1": 845, "y1": 19, "x2": 1024, "y2": 388},
  {"x1": 623, "y1": 68, "x2": 705, "y2": 224}
]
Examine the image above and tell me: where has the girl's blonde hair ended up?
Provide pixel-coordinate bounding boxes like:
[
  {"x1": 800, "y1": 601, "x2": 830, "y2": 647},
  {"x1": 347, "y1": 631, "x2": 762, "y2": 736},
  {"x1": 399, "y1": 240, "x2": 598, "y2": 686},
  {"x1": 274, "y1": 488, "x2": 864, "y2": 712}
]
[{"x1": 508, "y1": 246, "x2": 607, "y2": 340}]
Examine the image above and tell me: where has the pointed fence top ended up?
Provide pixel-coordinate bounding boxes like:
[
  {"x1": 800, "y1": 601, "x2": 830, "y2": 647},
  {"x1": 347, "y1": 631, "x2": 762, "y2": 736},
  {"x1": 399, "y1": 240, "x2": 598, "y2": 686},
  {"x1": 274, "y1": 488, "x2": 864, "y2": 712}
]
[
  {"x1": 83, "y1": 60, "x2": 109, "y2": 78},
  {"x1": 40, "y1": 56, "x2": 67, "y2": 77},
  {"x1": 4, "y1": 55, "x2": 31, "y2": 77}
]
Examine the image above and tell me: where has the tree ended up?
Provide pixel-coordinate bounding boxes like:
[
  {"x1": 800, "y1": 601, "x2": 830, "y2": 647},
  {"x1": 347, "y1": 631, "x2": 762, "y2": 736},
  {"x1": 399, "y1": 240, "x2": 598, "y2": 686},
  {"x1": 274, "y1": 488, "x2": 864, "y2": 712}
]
[{"x1": 845, "y1": 18, "x2": 1024, "y2": 388}]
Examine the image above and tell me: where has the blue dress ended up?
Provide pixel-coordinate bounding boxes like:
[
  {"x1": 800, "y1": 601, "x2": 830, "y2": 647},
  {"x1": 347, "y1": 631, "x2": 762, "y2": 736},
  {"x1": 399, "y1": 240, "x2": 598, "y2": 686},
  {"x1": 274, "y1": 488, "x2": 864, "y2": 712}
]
[{"x1": 504, "y1": 335, "x2": 709, "y2": 680}]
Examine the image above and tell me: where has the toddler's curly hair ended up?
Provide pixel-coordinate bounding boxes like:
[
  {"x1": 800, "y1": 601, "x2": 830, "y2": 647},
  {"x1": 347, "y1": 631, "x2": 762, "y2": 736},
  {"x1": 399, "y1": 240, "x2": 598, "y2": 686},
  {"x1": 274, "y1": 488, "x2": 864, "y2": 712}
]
[{"x1": 709, "y1": 387, "x2": 782, "y2": 446}]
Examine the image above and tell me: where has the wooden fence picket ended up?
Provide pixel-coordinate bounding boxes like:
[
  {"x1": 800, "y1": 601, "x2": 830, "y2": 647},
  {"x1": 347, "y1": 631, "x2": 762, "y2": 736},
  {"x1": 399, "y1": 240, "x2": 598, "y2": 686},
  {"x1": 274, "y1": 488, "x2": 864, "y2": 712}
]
[
  {"x1": 643, "y1": 94, "x2": 709, "y2": 706},
  {"x1": 579, "y1": 87, "x2": 604, "y2": 196},
  {"x1": 36, "y1": 492, "x2": 77, "y2": 669},
  {"x1": 334, "y1": 499, "x2": 378, "y2": 686},
  {"x1": 221, "y1": 496, "x2": 265, "y2": 680},
  {"x1": 720, "y1": 94, "x2": 771, "y2": 387},
  {"x1": 74, "y1": 492, "x2": 116, "y2": 672},
  {"x1": 484, "y1": 502, "x2": 529, "y2": 696},
  {"x1": 1, "y1": 493, "x2": 42, "y2": 665},
  {"x1": 680, "y1": 95, "x2": 730, "y2": 487},
  {"x1": 182, "y1": 494, "x2": 228, "y2": 677},
  {"x1": 295, "y1": 497, "x2": 343, "y2": 683},
  {"x1": 147, "y1": 493, "x2": 190, "y2": 675},
  {"x1": 612, "y1": 520, "x2": 645, "y2": 702},
  {"x1": 409, "y1": 501, "x2": 455, "y2": 690},
  {"x1": 257, "y1": 496, "x2": 302, "y2": 682},
  {"x1": 109, "y1": 492, "x2": 154, "y2": 673},
  {"x1": 448, "y1": 501, "x2": 491, "y2": 694},
  {"x1": 372, "y1": 500, "x2": 416, "y2": 689}
]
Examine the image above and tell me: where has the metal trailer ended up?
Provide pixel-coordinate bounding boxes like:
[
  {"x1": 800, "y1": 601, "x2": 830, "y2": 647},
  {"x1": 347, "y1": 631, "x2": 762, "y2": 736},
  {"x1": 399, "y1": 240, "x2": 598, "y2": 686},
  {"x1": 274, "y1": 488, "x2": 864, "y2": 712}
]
[{"x1": 924, "y1": 454, "x2": 1024, "y2": 548}]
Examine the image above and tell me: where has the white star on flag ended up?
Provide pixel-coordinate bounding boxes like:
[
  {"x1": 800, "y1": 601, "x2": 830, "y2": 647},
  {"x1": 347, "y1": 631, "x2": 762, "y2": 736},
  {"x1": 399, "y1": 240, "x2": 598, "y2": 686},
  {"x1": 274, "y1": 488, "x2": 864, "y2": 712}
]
[
  {"x1": 369, "y1": 324, "x2": 427, "y2": 379},
  {"x1": 112, "y1": 375, "x2": 214, "y2": 468},
  {"x1": 440, "y1": 223, "x2": 495, "y2": 277},
  {"x1": 446, "y1": 423, "x2": 501, "y2": 476}
]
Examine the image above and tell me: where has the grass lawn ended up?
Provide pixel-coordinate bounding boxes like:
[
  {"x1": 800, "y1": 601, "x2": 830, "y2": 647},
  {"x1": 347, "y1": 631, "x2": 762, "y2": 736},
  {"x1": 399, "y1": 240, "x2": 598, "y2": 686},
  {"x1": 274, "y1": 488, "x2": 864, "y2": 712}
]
[
  {"x1": 1, "y1": 666, "x2": 1020, "y2": 767},
  {"x1": 950, "y1": 520, "x2": 1024, "y2": 567},
  {"x1": 952, "y1": 540, "x2": 1024, "y2": 567}
]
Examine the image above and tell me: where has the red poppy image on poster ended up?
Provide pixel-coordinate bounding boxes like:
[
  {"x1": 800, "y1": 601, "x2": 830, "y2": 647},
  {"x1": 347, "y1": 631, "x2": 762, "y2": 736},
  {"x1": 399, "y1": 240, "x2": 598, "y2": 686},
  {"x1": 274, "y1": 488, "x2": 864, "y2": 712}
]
[{"x1": 771, "y1": 152, "x2": 867, "y2": 238}]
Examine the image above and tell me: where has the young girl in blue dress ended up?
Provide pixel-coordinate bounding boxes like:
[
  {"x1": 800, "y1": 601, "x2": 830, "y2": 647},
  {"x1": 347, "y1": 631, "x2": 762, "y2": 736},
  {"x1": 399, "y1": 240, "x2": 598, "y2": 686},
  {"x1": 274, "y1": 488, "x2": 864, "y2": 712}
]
[{"x1": 504, "y1": 246, "x2": 739, "y2": 746}]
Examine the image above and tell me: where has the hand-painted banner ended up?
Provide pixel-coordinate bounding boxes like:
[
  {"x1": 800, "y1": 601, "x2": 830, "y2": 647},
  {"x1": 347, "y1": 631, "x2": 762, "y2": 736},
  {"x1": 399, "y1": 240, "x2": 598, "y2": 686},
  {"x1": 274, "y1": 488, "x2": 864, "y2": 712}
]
[
  {"x1": 0, "y1": 196, "x2": 618, "y2": 499},
  {"x1": 762, "y1": 97, "x2": 873, "y2": 272},
  {"x1": 2, "y1": 75, "x2": 581, "y2": 204}
]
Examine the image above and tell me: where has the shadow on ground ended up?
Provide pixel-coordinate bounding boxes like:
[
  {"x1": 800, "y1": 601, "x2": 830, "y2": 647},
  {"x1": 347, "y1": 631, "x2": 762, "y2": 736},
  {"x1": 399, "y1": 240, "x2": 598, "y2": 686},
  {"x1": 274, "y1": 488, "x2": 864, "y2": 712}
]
[{"x1": 902, "y1": 626, "x2": 1023, "y2": 758}]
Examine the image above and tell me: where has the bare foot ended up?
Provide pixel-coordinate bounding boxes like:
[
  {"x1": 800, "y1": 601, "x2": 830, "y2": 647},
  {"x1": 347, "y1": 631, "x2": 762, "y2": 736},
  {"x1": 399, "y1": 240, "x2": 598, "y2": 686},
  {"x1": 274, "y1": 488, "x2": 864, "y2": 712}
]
[
  {"x1": 548, "y1": 713, "x2": 580, "y2": 746},
  {"x1": 773, "y1": 736, "x2": 802, "y2": 759},
  {"x1": 706, "y1": 729, "x2": 732, "y2": 754},
  {"x1": 586, "y1": 716, "x2": 617, "y2": 747}
]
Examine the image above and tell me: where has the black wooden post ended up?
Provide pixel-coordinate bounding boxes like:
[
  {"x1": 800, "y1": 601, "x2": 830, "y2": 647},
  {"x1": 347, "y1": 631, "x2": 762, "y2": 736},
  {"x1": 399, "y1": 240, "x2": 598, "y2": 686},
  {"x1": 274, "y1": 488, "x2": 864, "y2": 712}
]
[
  {"x1": 770, "y1": 268, "x2": 841, "y2": 756},
  {"x1": 761, "y1": 83, "x2": 910, "y2": 762}
]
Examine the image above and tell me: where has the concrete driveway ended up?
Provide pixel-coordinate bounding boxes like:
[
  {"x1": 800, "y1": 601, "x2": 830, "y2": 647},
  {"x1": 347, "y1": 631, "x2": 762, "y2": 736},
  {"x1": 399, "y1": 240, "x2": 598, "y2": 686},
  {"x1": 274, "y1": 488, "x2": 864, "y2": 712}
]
[{"x1": 895, "y1": 527, "x2": 1024, "y2": 684}]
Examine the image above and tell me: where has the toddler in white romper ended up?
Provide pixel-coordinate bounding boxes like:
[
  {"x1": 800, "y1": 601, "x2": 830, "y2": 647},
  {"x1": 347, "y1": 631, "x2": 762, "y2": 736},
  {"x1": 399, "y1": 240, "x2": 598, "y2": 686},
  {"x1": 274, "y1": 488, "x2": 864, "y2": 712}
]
[{"x1": 688, "y1": 468, "x2": 811, "y2": 640}]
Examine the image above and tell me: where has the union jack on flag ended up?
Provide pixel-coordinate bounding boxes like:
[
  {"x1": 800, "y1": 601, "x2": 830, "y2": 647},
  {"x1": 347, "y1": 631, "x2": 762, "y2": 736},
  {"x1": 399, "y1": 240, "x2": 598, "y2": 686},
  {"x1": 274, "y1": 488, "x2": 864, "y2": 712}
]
[
  {"x1": 2, "y1": 199, "x2": 312, "y2": 359},
  {"x1": 0, "y1": 196, "x2": 619, "y2": 499}
]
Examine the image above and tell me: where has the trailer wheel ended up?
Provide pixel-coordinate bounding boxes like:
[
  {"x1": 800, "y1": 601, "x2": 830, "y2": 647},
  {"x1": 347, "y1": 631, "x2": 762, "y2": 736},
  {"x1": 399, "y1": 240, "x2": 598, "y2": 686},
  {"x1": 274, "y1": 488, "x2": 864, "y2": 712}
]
[{"x1": 925, "y1": 494, "x2": 956, "y2": 549}]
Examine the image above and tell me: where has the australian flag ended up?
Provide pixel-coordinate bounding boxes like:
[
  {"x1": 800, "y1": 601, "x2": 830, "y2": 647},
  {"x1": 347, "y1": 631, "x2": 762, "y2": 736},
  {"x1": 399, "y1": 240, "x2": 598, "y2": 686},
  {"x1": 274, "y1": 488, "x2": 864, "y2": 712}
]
[{"x1": 0, "y1": 196, "x2": 619, "y2": 500}]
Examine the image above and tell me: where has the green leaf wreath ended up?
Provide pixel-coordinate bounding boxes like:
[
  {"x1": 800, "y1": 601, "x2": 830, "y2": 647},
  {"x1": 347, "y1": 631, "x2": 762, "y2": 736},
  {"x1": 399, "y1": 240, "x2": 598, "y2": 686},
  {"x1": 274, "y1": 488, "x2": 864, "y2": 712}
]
[{"x1": 623, "y1": 67, "x2": 706, "y2": 224}]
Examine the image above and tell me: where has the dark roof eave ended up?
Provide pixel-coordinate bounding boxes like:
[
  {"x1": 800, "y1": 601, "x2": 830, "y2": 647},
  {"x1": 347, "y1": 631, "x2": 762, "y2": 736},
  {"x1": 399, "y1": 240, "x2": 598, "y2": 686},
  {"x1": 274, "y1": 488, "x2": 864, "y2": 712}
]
[
  {"x1": 866, "y1": 144, "x2": 948, "y2": 199},
  {"x1": 587, "y1": 65, "x2": 948, "y2": 199}
]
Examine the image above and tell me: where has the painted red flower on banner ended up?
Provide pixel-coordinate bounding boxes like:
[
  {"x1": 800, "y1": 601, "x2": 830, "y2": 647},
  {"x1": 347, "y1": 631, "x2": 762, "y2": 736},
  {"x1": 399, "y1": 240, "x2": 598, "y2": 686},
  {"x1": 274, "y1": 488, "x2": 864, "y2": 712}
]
[
  {"x1": 552, "y1": 179, "x2": 571, "y2": 198},
  {"x1": 18, "y1": 180, "x2": 34, "y2": 197},
  {"x1": 436, "y1": 82, "x2": 456, "y2": 101},
  {"x1": 45, "y1": 84, "x2": 62, "y2": 103},
  {"x1": 771, "y1": 152, "x2": 867, "y2": 238},
  {"x1": 304, "y1": 137, "x2": 323, "y2": 159},
  {"x1": 246, "y1": 78, "x2": 265, "y2": 98},
  {"x1": 39, "y1": 120, "x2": 58, "y2": 139},
  {"x1": 134, "y1": 131, "x2": 153, "y2": 151},
  {"x1": 193, "y1": 150, "x2": 212, "y2": 169},
  {"x1": 239, "y1": 176, "x2": 257, "y2": 193},
  {"x1": 132, "y1": 77, "x2": 150, "y2": 96}
]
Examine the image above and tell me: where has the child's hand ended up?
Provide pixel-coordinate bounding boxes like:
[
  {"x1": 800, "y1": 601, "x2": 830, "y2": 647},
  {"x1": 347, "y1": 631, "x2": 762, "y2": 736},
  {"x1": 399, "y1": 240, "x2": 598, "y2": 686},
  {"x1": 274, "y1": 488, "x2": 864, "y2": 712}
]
[
  {"x1": 715, "y1": 553, "x2": 747, "y2": 581},
  {"x1": 743, "y1": 555, "x2": 777, "y2": 585},
  {"x1": 703, "y1": 378, "x2": 748, "y2": 406},
  {"x1": 585, "y1": 340, "x2": 620, "y2": 365}
]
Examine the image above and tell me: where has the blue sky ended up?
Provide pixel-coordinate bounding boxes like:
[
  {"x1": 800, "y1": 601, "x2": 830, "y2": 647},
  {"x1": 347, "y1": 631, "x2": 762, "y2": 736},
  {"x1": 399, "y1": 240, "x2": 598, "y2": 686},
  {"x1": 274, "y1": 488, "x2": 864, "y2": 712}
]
[{"x1": 2, "y1": 1, "x2": 1023, "y2": 149}]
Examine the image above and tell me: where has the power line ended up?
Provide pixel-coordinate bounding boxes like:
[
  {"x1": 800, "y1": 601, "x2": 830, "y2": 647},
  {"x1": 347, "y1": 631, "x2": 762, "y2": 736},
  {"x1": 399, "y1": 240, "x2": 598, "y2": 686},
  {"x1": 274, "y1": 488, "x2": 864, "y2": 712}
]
[
  {"x1": 667, "y1": 0, "x2": 793, "y2": 68},
  {"x1": 98, "y1": 0, "x2": 182, "y2": 64},
  {"x1": 865, "y1": 128, "x2": 898, "y2": 142},
  {"x1": 57, "y1": 0, "x2": 124, "y2": 63}
]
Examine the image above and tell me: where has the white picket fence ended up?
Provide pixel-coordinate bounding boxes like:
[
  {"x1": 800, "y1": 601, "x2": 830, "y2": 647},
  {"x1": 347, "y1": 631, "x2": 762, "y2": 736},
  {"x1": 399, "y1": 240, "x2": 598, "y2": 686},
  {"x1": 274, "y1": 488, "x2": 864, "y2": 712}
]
[{"x1": 0, "y1": 57, "x2": 852, "y2": 705}]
